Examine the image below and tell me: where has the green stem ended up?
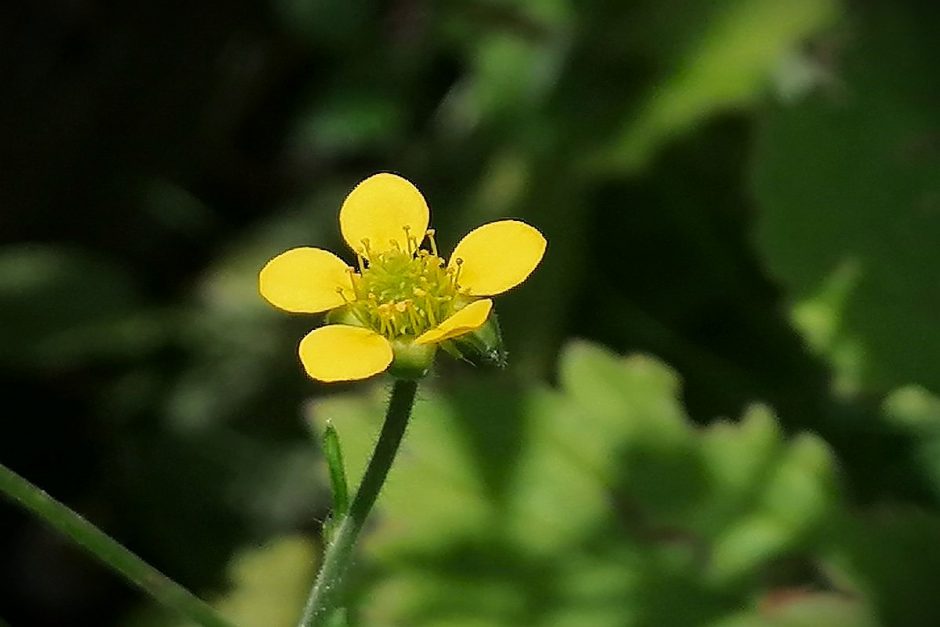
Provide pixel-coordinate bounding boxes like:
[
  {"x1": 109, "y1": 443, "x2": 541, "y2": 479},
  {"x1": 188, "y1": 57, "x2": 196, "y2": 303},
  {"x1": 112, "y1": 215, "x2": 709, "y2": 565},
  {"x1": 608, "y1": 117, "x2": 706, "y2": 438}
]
[
  {"x1": 299, "y1": 379, "x2": 419, "y2": 627},
  {"x1": 0, "y1": 462, "x2": 234, "y2": 627}
]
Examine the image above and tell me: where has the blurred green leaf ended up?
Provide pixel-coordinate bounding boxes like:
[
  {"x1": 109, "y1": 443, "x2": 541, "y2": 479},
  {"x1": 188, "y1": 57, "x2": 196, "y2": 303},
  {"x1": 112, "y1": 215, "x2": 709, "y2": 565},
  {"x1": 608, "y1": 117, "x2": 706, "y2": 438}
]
[
  {"x1": 0, "y1": 245, "x2": 157, "y2": 368},
  {"x1": 832, "y1": 508, "x2": 940, "y2": 627},
  {"x1": 443, "y1": 29, "x2": 568, "y2": 134},
  {"x1": 212, "y1": 536, "x2": 316, "y2": 627},
  {"x1": 289, "y1": 92, "x2": 403, "y2": 157},
  {"x1": 879, "y1": 386, "x2": 940, "y2": 504},
  {"x1": 272, "y1": 0, "x2": 370, "y2": 48},
  {"x1": 712, "y1": 592, "x2": 876, "y2": 627},
  {"x1": 140, "y1": 536, "x2": 316, "y2": 627},
  {"x1": 752, "y1": 3, "x2": 940, "y2": 395},
  {"x1": 605, "y1": 0, "x2": 840, "y2": 171}
]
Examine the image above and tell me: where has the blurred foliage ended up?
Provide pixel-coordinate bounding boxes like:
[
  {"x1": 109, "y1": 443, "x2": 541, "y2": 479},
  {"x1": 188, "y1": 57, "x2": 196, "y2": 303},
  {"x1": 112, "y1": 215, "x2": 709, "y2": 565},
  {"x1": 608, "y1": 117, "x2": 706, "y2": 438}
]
[
  {"x1": 137, "y1": 536, "x2": 316, "y2": 627},
  {"x1": 313, "y1": 342, "x2": 846, "y2": 626},
  {"x1": 0, "y1": 245, "x2": 160, "y2": 369},
  {"x1": 184, "y1": 341, "x2": 940, "y2": 626},
  {"x1": 1, "y1": 0, "x2": 938, "y2": 625},
  {"x1": 753, "y1": 2, "x2": 940, "y2": 396},
  {"x1": 605, "y1": 0, "x2": 840, "y2": 171}
]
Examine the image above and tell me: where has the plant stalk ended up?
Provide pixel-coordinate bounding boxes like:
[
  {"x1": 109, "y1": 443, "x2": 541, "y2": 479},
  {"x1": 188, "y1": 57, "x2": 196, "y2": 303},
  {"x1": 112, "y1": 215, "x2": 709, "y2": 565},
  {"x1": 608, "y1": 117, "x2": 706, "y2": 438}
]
[
  {"x1": 299, "y1": 378, "x2": 419, "y2": 627},
  {"x1": 0, "y1": 462, "x2": 234, "y2": 627}
]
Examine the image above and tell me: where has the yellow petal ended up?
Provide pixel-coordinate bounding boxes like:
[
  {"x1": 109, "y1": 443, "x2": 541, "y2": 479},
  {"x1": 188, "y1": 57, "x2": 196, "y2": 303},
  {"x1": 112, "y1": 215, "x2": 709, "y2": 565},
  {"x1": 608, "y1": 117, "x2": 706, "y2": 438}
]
[
  {"x1": 259, "y1": 247, "x2": 352, "y2": 313},
  {"x1": 298, "y1": 325, "x2": 393, "y2": 382},
  {"x1": 415, "y1": 299, "x2": 493, "y2": 345},
  {"x1": 339, "y1": 173, "x2": 430, "y2": 254},
  {"x1": 449, "y1": 220, "x2": 546, "y2": 296}
]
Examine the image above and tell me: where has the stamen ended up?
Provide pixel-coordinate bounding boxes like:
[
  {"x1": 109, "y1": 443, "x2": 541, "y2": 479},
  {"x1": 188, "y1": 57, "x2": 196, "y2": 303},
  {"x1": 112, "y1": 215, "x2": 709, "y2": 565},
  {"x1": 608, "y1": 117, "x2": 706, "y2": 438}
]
[
  {"x1": 376, "y1": 303, "x2": 392, "y2": 336},
  {"x1": 337, "y1": 287, "x2": 369, "y2": 325},
  {"x1": 426, "y1": 229, "x2": 438, "y2": 257},
  {"x1": 405, "y1": 300, "x2": 422, "y2": 331},
  {"x1": 453, "y1": 257, "x2": 464, "y2": 287},
  {"x1": 346, "y1": 267, "x2": 361, "y2": 297},
  {"x1": 348, "y1": 223, "x2": 462, "y2": 341},
  {"x1": 403, "y1": 225, "x2": 416, "y2": 255}
]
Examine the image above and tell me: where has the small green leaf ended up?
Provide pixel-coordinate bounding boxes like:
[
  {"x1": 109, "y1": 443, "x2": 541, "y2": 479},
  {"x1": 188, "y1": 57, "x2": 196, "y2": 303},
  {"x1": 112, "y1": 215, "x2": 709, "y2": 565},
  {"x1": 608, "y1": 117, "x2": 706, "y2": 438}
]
[
  {"x1": 450, "y1": 311, "x2": 508, "y2": 369},
  {"x1": 322, "y1": 421, "x2": 349, "y2": 521}
]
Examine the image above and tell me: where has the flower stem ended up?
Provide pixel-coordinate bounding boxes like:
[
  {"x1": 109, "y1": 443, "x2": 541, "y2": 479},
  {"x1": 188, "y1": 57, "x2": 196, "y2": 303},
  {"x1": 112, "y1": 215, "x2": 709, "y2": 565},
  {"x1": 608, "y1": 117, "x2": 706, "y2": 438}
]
[
  {"x1": 299, "y1": 378, "x2": 419, "y2": 627},
  {"x1": 0, "y1": 462, "x2": 234, "y2": 627}
]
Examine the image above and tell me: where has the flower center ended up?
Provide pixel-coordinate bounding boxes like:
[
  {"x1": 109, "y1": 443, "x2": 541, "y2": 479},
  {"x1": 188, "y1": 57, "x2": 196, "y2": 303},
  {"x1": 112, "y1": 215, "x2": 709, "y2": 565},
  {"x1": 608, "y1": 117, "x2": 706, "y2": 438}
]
[{"x1": 342, "y1": 228, "x2": 464, "y2": 339}]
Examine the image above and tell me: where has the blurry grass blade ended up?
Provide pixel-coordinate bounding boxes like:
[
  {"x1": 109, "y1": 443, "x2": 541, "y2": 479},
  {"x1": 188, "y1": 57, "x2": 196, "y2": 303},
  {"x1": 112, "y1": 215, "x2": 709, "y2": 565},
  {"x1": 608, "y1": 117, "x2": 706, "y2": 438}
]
[{"x1": 0, "y1": 463, "x2": 234, "y2": 627}]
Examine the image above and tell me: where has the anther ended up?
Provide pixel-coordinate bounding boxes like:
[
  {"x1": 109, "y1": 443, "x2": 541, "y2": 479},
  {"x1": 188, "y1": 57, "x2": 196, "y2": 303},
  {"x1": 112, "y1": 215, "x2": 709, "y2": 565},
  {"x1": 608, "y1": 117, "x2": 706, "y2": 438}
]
[
  {"x1": 425, "y1": 300, "x2": 438, "y2": 326},
  {"x1": 402, "y1": 225, "x2": 417, "y2": 255},
  {"x1": 346, "y1": 267, "x2": 361, "y2": 296},
  {"x1": 405, "y1": 300, "x2": 422, "y2": 331},
  {"x1": 453, "y1": 257, "x2": 464, "y2": 286},
  {"x1": 426, "y1": 229, "x2": 439, "y2": 257}
]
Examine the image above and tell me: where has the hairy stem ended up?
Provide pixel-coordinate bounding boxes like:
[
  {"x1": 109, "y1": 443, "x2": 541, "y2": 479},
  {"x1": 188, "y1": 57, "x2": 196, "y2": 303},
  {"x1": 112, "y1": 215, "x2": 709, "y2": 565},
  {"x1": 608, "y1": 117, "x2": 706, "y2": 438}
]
[
  {"x1": 0, "y1": 462, "x2": 234, "y2": 627},
  {"x1": 299, "y1": 378, "x2": 419, "y2": 627}
]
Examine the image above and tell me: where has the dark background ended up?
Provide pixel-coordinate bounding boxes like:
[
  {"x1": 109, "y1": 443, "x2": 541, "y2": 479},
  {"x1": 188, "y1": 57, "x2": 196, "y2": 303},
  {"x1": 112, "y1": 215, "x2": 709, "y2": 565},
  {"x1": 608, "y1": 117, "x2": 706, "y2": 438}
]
[{"x1": 1, "y1": 0, "x2": 938, "y2": 625}]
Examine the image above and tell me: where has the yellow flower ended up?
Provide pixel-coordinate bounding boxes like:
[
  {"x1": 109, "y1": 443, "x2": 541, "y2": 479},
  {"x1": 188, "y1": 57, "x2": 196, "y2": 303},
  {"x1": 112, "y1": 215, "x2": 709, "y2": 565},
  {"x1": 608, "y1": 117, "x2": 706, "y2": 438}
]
[{"x1": 259, "y1": 173, "x2": 546, "y2": 382}]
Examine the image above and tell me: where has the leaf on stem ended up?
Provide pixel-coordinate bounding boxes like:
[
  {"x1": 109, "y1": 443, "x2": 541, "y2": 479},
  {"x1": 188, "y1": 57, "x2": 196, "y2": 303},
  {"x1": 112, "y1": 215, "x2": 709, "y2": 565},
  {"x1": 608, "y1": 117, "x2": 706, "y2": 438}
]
[{"x1": 321, "y1": 421, "x2": 350, "y2": 543}]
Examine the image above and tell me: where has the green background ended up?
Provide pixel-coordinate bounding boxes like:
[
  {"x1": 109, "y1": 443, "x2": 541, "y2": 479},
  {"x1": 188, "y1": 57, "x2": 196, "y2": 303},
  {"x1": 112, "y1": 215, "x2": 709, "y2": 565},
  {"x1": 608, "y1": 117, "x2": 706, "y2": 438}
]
[{"x1": 1, "y1": 0, "x2": 938, "y2": 625}]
